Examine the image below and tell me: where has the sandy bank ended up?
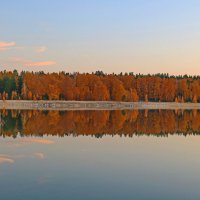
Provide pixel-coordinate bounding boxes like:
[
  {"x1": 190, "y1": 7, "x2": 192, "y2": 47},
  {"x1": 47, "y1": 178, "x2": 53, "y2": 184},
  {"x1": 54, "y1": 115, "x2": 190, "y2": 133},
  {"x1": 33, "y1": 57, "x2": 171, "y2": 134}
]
[{"x1": 0, "y1": 100, "x2": 199, "y2": 110}]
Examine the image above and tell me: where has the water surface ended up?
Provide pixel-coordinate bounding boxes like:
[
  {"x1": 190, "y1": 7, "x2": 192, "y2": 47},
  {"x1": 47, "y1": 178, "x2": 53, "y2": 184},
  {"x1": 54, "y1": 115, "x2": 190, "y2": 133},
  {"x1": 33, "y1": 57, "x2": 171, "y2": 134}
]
[{"x1": 0, "y1": 109, "x2": 200, "y2": 200}]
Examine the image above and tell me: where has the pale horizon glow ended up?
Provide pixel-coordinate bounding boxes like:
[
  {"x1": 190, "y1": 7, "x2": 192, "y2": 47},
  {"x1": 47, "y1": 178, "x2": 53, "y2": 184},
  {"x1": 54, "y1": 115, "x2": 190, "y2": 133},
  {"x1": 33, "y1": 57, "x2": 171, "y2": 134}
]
[{"x1": 0, "y1": 0, "x2": 200, "y2": 75}]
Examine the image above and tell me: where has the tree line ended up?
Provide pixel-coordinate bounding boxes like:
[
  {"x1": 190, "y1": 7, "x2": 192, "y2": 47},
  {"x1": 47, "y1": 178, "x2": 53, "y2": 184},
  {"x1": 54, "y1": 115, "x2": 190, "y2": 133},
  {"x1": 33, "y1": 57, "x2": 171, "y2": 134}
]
[{"x1": 0, "y1": 70, "x2": 200, "y2": 102}]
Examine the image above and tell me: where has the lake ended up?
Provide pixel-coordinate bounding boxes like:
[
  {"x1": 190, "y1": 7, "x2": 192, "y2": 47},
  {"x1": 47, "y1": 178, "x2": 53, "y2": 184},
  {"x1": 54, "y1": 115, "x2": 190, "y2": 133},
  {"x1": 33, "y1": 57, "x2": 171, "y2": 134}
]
[{"x1": 0, "y1": 109, "x2": 200, "y2": 200}]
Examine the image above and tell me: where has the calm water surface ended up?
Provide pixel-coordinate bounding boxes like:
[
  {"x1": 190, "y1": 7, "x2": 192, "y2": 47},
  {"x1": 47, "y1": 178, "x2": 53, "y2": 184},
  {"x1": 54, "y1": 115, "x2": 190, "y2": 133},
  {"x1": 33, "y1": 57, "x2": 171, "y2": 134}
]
[{"x1": 0, "y1": 109, "x2": 200, "y2": 200}]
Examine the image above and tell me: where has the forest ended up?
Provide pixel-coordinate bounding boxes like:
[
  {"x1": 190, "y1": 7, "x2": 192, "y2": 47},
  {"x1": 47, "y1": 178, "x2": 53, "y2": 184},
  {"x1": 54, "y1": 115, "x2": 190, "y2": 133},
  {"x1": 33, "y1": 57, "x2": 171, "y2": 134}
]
[{"x1": 0, "y1": 70, "x2": 200, "y2": 102}]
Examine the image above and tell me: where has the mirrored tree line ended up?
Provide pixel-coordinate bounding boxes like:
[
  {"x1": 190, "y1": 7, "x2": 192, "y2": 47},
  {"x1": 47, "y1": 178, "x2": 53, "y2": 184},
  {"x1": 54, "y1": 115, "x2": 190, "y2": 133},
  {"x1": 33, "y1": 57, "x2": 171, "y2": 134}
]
[{"x1": 0, "y1": 109, "x2": 200, "y2": 138}]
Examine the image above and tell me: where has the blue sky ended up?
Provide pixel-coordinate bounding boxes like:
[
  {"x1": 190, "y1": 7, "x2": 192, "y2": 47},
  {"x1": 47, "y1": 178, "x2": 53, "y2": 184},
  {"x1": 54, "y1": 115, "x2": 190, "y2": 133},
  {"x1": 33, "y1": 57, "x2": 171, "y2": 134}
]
[{"x1": 0, "y1": 0, "x2": 200, "y2": 74}]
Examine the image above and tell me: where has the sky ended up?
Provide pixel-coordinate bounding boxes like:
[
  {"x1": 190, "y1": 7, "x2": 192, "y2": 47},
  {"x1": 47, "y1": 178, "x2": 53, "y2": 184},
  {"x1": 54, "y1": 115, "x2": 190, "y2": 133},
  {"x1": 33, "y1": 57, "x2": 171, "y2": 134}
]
[{"x1": 0, "y1": 0, "x2": 200, "y2": 75}]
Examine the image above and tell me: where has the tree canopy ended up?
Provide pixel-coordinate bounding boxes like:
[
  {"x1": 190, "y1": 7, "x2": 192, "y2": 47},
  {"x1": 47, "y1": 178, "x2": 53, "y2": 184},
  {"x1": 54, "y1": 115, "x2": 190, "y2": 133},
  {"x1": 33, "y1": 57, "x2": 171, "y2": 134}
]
[{"x1": 0, "y1": 70, "x2": 199, "y2": 102}]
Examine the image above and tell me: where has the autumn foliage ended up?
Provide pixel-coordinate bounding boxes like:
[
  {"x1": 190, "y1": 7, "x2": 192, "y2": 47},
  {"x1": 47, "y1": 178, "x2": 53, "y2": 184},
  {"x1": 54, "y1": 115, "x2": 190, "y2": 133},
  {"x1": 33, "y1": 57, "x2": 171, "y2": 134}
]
[{"x1": 0, "y1": 70, "x2": 200, "y2": 102}]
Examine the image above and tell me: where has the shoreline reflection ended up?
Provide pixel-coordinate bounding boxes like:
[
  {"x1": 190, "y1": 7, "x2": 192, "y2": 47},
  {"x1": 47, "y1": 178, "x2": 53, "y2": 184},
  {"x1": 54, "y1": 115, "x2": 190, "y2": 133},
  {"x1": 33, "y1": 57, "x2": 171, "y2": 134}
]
[{"x1": 0, "y1": 109, "x2": 200, "y2": 138}]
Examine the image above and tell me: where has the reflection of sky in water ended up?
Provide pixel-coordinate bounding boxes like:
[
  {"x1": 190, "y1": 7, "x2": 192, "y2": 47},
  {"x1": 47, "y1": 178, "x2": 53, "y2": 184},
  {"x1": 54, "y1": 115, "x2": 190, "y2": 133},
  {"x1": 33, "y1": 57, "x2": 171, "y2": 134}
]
[{"x1": 0, "y1": 135, "x2": 200, "y2": 200}]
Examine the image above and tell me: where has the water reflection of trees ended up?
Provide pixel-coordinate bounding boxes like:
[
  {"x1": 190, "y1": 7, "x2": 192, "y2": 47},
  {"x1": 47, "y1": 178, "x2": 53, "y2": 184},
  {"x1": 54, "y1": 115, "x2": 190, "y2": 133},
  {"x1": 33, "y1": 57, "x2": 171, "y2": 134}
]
[{"x1": 0, "y1": 109, "x2": 200, "y2": 138}]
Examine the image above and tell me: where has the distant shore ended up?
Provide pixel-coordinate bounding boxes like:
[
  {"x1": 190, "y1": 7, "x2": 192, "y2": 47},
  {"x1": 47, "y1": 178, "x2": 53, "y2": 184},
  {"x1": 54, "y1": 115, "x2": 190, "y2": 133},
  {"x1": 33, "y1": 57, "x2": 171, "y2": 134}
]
[{"x1": 0, "y1": 100, "x2": 200, "y2": 110}]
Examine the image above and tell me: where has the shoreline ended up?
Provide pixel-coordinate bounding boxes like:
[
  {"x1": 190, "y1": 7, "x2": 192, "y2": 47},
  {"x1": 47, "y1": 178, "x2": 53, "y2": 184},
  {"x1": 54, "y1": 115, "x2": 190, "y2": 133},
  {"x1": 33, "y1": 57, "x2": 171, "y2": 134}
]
[{"x1": 0, "y1": 100, "x2": 200, "y2": 110}]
